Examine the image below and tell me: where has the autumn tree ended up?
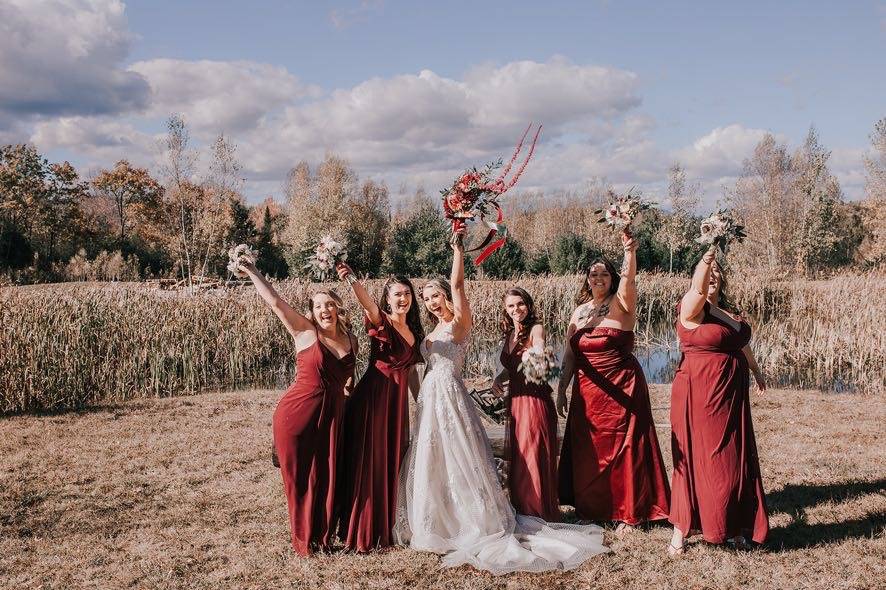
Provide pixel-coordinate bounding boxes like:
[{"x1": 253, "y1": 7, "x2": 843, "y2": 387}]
[
  {"x1": 345, "y1": 179, "x2": 390, "y2": 276},
  {"x1": 92, "y1": 160, "x2": 163, "y2": 244},
  {"x1": 859, "y1": 118, "x2": 886, "y2": 266},
  {"x1": 660, "y1": 163, "x2": 700, "y2": 273},
  {"x1": 0, "y1": 144, "x2": 89, "y2": 271}
]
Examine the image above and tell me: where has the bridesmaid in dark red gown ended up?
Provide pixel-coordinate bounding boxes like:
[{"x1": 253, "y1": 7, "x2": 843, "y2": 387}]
[
  {"x1": 557, "y1": 231, "x2": 670, "y2": 527},
  {"x1": 335, "y1": 265, "x2": 424, "y2": 552},
  {"x1": 668, "y1": 248, "x2": 769, "y2": 554},
  {"x1": 237, "y1": 259, "x2": 357, "y2": 556},
  {"x1": 492, "y1": 287, "x2": 560, "y2": 521}
]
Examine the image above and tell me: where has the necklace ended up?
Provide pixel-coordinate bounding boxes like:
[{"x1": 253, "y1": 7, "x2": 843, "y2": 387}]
[{"x1": 577, "y1": 297, "x2": 611, "y2": 325}]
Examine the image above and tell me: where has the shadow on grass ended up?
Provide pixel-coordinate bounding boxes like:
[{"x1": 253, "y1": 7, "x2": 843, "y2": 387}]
[{"x1": 767, "y1": 478, "x2": 886, "y2": 551}]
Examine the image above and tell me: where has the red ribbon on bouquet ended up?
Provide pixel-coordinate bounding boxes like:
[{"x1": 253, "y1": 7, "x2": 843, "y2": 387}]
[{"x1": 441, "y1": 123, "x2": 541, "y2": 265}]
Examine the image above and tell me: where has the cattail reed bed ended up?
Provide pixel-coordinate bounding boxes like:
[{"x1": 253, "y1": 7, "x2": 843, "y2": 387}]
[{"x1": 2, "y1": 273, "x2": 883, "y2": 413}]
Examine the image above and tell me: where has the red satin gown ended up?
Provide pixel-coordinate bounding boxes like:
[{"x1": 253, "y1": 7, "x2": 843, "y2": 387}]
[
  {"x1": 500, "y1": 335, "x2": 561, "y2": 521},
  {"x1": 338, "y1": 315, "x2": 422, "y2": 552},
  {"x1": 273, "y1": 336, "x2": 354, "y2": 556},
  {"x1": 559, "y1": 326, "x2": 671, "y2": 524},
  {"x1": 670, "y1": 302, "x2": 769, "y2": 544}
]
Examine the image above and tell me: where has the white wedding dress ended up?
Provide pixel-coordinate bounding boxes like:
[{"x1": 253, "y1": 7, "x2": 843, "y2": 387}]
[{"x1": 393, "y1": 320, "x2": 608, "y2": 574}]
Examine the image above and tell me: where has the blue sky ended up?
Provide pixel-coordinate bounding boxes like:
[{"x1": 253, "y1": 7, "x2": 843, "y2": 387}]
[{"x1": 2, "y1": 0, "x2": 884, "y2": 204}]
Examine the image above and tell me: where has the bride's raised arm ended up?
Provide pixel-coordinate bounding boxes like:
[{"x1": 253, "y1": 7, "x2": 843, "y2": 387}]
[{"x1": 450, "y1": 221, "x2": 472, "y2": 341}]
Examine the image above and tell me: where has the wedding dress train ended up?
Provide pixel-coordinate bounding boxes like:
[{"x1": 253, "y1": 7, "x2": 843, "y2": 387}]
[{"x1": 393, "y1": 320, "x2": 608, "y2": 574}]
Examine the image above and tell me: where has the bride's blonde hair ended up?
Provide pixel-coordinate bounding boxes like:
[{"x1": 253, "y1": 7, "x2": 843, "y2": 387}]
[{"x1": 421, "y1": 278, "x2": 454, "y2": 326}]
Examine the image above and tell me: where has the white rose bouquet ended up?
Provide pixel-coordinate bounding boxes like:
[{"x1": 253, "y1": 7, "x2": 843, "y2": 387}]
[
  {"x1": 304, "y1": 235, "x2": 349, "y2": 282},
  {"x1": 227, "y1": 244, "x2": 257, "y2": 278},
  {"x1": 518, "y1": 346, "x2": 562, "y2": 385}
]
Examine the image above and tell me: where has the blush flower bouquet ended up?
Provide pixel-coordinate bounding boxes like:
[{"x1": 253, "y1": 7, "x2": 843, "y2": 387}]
[
  {"x1": 595, "y1": 190, "x2": 654, "y2": 230},
  {"x1": 304, "y1": 235, "x2": 350, "y2": 282},
  {"x1": 696, "y1": 210, "x2": 747, "y2": 253},
  {"x1": 227, "y1": 244, "x2": 257, "y2": 278}
]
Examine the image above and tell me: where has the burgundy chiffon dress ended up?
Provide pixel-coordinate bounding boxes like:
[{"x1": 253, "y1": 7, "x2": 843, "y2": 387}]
[
  {"x1": 500, "y1": 334, "x2": 561, "y2": 521},
  {"x1": 670, "y1": 302, "x2": 769, "y2": 544},
  {"x1": 338, "y1": 314, "x2": 422, "y2": 552},
  {"x1": 273, "y1": 336, "x2": 355, "y2": 556},
  {"x1": 559, "y1": 326, "x2": 671, "y2": 524}
]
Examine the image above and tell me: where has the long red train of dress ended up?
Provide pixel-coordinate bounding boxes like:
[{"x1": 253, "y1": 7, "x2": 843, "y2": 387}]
[
  {"x1": 273, "y1": 338, "x2": 354, "y2": 556},
  {"x1": 499, "y1": 336, "x2": 561, "y2": 521},
  {"x1": 559, "y1": 326, "x2": 671, "y2": 524},
  {"x1": 337, "y1": 315, "x2": 422, "y2": 552},
  {"x1": 670, "y1": 302, "x2": 769, "y2": 544}
]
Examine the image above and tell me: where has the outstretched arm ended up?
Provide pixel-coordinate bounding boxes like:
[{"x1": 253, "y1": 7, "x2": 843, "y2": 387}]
[
  {"x1": 240, "y1": 262, "x2": 313, "y2": 339},
  {"x1": 337, "y1": 262, "x2": 382, "y2": 326},
  {"x1": 450, "y1": 222, "x2": 472, "y2": 337},
  {"x1": 680, "y1": 244, "x2": 717, "y2": 324},
  {"x1": 616, "y1": 230, "x2": 638, "y2": 315}
]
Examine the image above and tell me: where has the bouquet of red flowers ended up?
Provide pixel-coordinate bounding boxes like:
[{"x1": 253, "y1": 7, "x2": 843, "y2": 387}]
[{"x1": 440, "y1": 123, "x2": 542, "y2": 264}]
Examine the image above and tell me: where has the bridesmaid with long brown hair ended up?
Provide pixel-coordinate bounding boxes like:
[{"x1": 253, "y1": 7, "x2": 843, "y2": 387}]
[
  {"x1": 492, "y1": 287, "x2": 560, "y2": 521},
  {"x1": 335, "y1": 265, "x2": 424, "y2": 553},
  {"x1": 557, "y1": 231, "x2": 670, "y2": 529},
  {"x1": 668, "y1": 246, "x2": 768, "y2": 555},
  {"x1": 236, "y1": 259, "x2": 356, "y2": 556}
]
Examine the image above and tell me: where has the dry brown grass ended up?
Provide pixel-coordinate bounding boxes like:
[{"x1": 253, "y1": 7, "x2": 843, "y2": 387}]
[
  {"x1": 1, "y1": 386, "x2": 883, "y2": 590},
  {"x1": 2, "y1": 272, "x2": 884, "y2": 413}
]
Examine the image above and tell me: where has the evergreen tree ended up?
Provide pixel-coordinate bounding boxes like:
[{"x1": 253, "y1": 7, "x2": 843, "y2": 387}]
[
  {"x1": 480, "y1": 237, "x2": 526, "y2": 279},
  {"x1": 256, "y1": 206, "x2": 288, "y2": 278},
  {"x1": 383, "y1": 199, "x2": 475, "y2": 278},
  {"x1": 549, "y1": 232, "x2": 602, "y2": 275}
]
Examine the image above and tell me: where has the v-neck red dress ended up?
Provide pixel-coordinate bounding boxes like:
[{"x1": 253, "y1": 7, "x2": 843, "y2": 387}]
[
  {"x1": 500, "y1": 334, "x2": 561, "y2": 521},
  {"x1": 273, "y1": 337, "x2": 355, "y2": 555},
  {"x1": 337, "y1": 314, "x2": 422, "y2": 552}
]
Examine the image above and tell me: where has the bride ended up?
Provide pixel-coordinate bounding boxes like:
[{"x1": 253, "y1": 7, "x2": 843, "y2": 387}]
[{"x1": 393, "y1": 222, "x2": 608, "y2": 574}]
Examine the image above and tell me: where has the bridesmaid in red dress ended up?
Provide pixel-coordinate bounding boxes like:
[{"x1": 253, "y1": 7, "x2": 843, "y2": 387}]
[
  {"x1": 237, "y1": 259, "x2": 356, "y2": 556},
  {"x1": 492, "y1": 287, "x2": 560, "y2": 521},
  {"x1": 668, "y1": 247, "x2": 768, "y2": 555},
  {"x1": 335, "y1": 264, "x2": 424, "y2": 552},
  {"x1": 557, "y1": 231, "x2": 670, "y2": 528}
]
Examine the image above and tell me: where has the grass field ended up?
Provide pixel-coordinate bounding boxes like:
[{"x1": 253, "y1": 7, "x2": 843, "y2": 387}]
[{"x1": 1, "y1": 385, "x2": 883, "y2": 590}]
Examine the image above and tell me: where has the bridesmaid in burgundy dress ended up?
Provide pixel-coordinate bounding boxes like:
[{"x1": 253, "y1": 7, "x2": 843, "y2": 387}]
[
  {"x1": 492, "y1": 287, "x2": 560, "y2": 521},
  {"x1": 557, "y1": 231, "x2": 670, "y2": 529},
  {"x1": 668, "y1": 247, "x2": 768, "y2": 555},
  {"x1": 237, "y1": 259, "x2": 356, "y2": 556},
  {"x1": 335, "y1": 264, "x2": 424, "y2": 552}
]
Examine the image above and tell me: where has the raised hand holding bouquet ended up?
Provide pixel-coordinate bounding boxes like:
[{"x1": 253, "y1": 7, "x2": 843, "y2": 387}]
[
  {"x1": 304, "y1": 235, "x2": 353, "y2": 282},
  {"x1": 696, "y1": 210, "x2": 746, "y2": 253},
  {"x1": 440, "y1": 123, "x2": 542, "y2": 264},
  {"x1": 227, "y1": 244, "x2": 257, "y2": 278},
  {"x1": 595, "y1": 190, "x2": 654, "y2": 232},
  {"x1": 518, "y1": 346, "x2": 562, "y2": 386}
]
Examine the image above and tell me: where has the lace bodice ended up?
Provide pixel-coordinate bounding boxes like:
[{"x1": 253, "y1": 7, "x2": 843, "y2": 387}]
[{"x1": 424, "y1": 320, "x2": 468, "y2": 376}]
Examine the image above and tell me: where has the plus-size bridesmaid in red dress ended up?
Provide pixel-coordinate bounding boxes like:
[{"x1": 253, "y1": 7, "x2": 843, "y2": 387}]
[
  {"x1": 335, "y1": 264, "x2": 424, "y2": 552},
  {"x1": 668, "y1": 247, "x2": 769, "y2": 555},
  {"x1": 492, "y1": 287, "x2": 560, "y2": 521},
  {"x1": 557, "y1": 231, "x2": 670, "y2": 527},
  {"x1": 236, "y1": 259, "x2": 357, "y2": 556}
]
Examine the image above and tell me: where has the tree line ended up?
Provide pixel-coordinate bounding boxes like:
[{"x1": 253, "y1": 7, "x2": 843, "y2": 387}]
[{"x1": 1, "y1": 117, "x2": 884, "y2": 285}]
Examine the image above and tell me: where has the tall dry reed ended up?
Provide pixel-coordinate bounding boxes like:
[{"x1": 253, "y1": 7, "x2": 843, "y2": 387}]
[{"x1": 2, "y1": 272, "x2": 883, "y2": 413}]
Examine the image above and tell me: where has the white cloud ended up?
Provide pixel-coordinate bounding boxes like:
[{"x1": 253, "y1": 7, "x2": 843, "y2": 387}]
[
  {"x1": 678, "y1": 124, "x2": 776, "y2": 178},
  {"x1": 30, "y1": 116, "x2": 157, "y2": 166},
  {"x1": 0, "y1": 0, "x2": 149, "y2": 118},
  {"x1": 128, "y1": 59, "x2": 319, "y2": 135}
]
